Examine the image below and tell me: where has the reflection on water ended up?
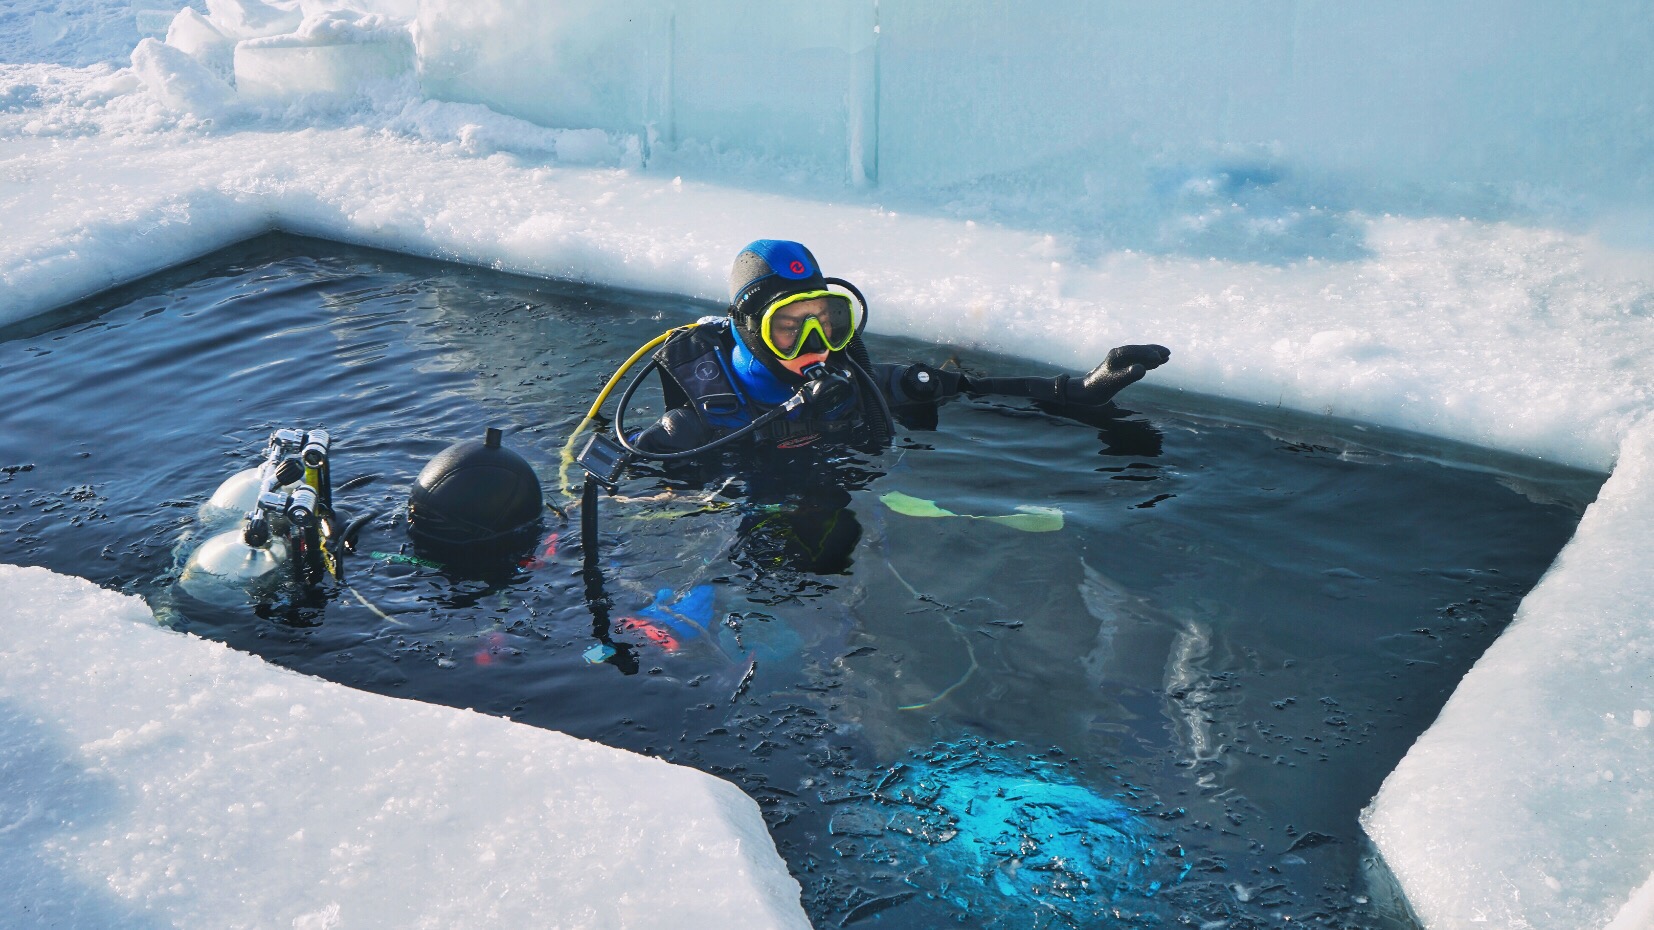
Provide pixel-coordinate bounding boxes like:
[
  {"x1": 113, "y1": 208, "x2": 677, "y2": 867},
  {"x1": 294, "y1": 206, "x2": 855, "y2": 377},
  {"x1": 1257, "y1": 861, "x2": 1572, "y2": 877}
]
[{"x1": 0, "y1": 235, "x2": 1600, "y2": 929}]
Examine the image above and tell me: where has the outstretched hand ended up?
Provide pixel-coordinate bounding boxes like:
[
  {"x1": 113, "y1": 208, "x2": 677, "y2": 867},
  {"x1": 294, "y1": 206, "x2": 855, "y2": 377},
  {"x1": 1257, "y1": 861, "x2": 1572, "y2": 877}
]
[{"x1": 1065, "y1": 344, "x2": 1171, "y2": 406}]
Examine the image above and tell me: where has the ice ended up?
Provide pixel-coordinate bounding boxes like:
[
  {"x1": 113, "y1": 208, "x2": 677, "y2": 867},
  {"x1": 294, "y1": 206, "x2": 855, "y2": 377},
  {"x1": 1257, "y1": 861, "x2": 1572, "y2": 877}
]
[
  {"x1": 1607, "y1": 874, "x2": 1654, "y2": 930},
  {"x1": 0, "y1": 565, "x2": 810, "y2": 929},
  {"x1": 1, "y1": 117, "x2": 1644, "y2": 471},
  {"x1": 164, "y1": 8, "x2": 233, "y2": 79},
  {"x1": 233, "y1": 14, "x2": 413, "y2": 105},
  {"x1": 203, "y1": 0, "x2": 301, "y2": 41},
  {"x1": 411, "y1": 1, "x2": 1653, "y2": 224},
  {"x1": 197, "y1": 10, "x2": 419, "y2": 107},
  {"x1": 130, "y1": 38, "x2": 234, "y2": 115},
  {"x1": 1, "y1": 1, "x2": 1653, "y2": 927},
  {"x1": 1362, "y1": 418, "x2": 1654, "y2": 929},
  {"x1": 388, "y1": 98, "x2": 626, "y2": 163},
  {"x1": 413, "y1": 0, "x2": 672, "y2": 153},
  {"x1": 0, "y1": 0, "x2": 208, "y2": 67}
]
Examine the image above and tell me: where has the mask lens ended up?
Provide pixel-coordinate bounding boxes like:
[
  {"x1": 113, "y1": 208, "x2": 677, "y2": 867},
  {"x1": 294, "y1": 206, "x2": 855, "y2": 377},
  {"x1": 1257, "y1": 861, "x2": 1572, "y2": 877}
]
[{"x1": 822, "y1": 296, "x2": 854, "y2": 336}]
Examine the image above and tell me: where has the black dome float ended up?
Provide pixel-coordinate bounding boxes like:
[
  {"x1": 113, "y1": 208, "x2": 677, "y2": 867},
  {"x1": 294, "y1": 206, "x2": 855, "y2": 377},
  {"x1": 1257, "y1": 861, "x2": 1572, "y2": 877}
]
[{"x1": 408, "y1": 427, "x2": 543, "y2": 547}]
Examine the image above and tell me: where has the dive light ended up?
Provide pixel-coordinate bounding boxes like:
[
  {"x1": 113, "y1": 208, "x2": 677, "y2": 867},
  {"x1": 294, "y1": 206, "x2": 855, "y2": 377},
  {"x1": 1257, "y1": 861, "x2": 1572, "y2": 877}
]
[
  {"x1": 302, "y1": 429, "x2": 330, "y2": 468},
  {"x1": 286, "y1": 485, "x2": 318, "y2": 527}
]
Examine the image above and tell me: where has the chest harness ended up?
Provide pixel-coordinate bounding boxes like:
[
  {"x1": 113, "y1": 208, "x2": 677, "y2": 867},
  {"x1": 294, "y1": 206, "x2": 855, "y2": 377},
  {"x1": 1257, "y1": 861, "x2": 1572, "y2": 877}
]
[{"x1": 655, "y1": 319, "x2": 860, "y2": 448}]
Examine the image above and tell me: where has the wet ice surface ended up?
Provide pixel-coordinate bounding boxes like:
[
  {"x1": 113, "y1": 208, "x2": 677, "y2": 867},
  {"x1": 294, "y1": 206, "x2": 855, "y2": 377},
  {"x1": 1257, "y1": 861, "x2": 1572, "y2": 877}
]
[{"x1": 0, "y1": 237, "x2": 1598, "y2": 928}]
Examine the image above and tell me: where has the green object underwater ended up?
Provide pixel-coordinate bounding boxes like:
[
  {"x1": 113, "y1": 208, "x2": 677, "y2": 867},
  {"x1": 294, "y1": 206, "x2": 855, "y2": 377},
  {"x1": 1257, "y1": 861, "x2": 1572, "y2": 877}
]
[
  {"x1": 370, "y1": 551, "x2": 446, "y2": 569},
  {"x1": 879, "y1": 490, "x2": 1064, "y2": 533}
]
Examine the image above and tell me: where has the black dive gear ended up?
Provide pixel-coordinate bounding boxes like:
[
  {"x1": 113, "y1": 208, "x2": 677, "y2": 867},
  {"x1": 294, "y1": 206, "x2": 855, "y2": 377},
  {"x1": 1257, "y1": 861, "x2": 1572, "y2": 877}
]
[
  {"x1": 798, "y1": 362, "x2": 854, "y2": 409},
  {"x1": 408, "y1": 427, "x2": 543, "y2": 548},
  {"x1": 272, "y1": 457, "x2": 304, "y2": 488},
  {"x1": 243, "y1": 512, "x2": 272, "y2": 548},
  {"x1": 579, "y1": 471, "x2": 638, "y2": 674},
  {"x1": 235, "y1": 426, "x2": 345, "y2": 587},
  {"x1": 610, "y1": 314, "x2": 892, "y2": 462},
  {"x1": 569, "y1": 237, "x2": 1171, "y2": 673},
  {"x1": 612, "y1": 350, "x2": 871, "y2": 462},
  {"x1": 607, "y1": 330, "x2": 1166, "y2": 462},
  {"x1": 1072, "y1": 344, "x2": 1172, "y2": 404}
]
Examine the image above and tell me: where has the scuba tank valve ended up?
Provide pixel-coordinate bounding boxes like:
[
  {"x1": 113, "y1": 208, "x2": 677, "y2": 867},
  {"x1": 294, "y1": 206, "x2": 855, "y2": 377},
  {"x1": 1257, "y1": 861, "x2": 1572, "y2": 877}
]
[{"x1": 182, "y1": 424, "x2": 346, "y2": 604}]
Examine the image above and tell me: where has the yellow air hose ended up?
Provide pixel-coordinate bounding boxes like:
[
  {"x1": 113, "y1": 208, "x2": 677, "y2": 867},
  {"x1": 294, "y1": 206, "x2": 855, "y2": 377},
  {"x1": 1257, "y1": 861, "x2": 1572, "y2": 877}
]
[{"x1": 557, "y1": 324, "x2": 694, "y2": 497}]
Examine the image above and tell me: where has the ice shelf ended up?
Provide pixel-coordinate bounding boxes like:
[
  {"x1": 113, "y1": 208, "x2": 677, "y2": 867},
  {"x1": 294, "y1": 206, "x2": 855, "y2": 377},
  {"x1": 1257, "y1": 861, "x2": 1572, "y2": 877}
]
[
  {"x1": 1362, "y1": 418, "x2": 1654, "y2": 929},
  {"x1": 0, "y1": 565, "x2": 812, "y2": 929}
]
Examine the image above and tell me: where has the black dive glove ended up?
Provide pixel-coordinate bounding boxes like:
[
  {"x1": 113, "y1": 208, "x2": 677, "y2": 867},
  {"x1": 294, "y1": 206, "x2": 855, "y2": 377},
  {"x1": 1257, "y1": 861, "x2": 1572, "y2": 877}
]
[
  {"x1": 1064, "y1": 344, "x2": 1171, "y2": 406},
  {"x1": 630, "y1": 407, "x2": 713, "y2": 455}
]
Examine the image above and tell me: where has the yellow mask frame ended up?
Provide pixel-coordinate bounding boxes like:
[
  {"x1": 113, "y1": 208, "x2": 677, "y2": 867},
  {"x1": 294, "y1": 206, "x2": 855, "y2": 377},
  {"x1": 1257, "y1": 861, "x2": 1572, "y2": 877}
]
[{"x1": 757, "y1": 289, "x2": 862, "y2": 360}]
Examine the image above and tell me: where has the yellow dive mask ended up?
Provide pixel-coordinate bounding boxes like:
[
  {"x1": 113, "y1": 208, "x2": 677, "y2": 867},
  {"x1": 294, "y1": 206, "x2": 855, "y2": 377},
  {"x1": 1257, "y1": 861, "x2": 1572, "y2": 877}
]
[{"x1": 758, "y1": 289, "x2": 863, "y2": 360}]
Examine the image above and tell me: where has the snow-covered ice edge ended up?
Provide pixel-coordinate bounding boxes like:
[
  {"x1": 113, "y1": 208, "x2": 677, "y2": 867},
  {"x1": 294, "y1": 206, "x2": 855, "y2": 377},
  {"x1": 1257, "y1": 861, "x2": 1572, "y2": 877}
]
[
  {"x1": 1363, "y1": 417, "x2": 1654, "y2": 929},
  {"x1": 8, "y1": 122, "x2": 1652, "y2": 473},
  {"x1": 0, "y1": 564, "x2": 811, "y2": 929}
]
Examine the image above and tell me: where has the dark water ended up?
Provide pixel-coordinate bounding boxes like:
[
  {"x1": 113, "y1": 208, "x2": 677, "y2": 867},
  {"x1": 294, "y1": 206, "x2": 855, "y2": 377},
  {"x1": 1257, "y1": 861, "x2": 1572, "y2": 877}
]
[{"x1": 0, "y1": 235, "x2": 1599, "y2": 929}]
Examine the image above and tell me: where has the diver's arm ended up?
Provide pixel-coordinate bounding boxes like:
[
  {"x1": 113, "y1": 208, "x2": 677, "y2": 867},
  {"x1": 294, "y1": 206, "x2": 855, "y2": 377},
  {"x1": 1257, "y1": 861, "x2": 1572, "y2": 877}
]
[
  {"x1": 966, "y1": 345, "x2": 1171, "y2": 408},
  {"x1": 873, "y1": 361, "x2": 969, "y2": 406},
  {"x1": 874, "y1": 345, "x2": 1170, "y2": 410}
]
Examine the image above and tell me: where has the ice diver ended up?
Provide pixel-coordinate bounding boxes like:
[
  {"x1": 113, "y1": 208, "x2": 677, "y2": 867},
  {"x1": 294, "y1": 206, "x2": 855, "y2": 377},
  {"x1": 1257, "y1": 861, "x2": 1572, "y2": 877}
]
[
  {"x1": 560, "y1": 239, "x2": 1170, "y2": 666},
  {"x1": 595, "y1": 239, "x2": 1172, "y2": 459},
  {"x1": 567, "y1": 238, "x2": 1169, "y2": 575}
]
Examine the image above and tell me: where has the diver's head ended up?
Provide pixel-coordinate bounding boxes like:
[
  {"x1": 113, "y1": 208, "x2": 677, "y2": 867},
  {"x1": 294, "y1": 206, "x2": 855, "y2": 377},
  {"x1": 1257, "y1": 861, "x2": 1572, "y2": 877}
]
[{"x1": 728, "y1": 240, "x2": 863, "y2": 379}]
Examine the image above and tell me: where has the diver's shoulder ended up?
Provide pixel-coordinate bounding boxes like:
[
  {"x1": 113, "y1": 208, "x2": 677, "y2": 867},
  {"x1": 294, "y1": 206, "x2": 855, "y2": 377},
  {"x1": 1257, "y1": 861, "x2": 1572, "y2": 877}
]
[{"x1": 660, "y1": 317, "x2": 734, "y2": 352}]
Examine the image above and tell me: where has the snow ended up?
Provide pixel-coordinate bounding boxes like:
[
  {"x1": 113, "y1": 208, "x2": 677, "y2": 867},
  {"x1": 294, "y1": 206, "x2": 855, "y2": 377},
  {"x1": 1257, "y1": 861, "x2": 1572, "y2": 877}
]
[
  {"x1": 1, "y1": 2, "x2": 1652, "y2": 928},
  {"x1": 0, "y1": 565, "x2": 809, "y2": 929},
  {"x1": 204, "y1": 0, "x2": 301, "y2": 40}
]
